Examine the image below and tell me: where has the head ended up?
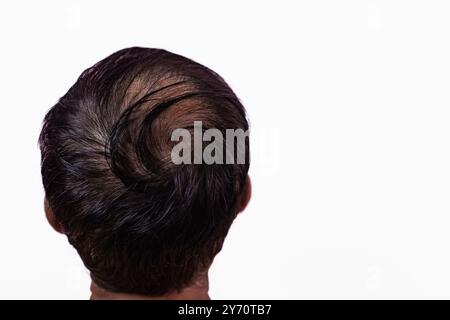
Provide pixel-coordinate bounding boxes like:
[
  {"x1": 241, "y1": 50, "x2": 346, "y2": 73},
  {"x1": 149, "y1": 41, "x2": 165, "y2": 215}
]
[{"x1": 39, "y1": 47, "x2": 250, "y2": 297}]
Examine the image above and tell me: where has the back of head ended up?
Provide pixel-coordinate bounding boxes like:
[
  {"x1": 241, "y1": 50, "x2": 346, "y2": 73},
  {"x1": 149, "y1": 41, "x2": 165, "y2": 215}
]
[{"x1": 39, "y1": 47, "x2": 249, "y2": 296}]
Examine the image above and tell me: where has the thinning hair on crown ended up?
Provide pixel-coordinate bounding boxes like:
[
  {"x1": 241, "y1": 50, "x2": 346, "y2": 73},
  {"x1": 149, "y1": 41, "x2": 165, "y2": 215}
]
[{"x1": 39, "y1": 47, "x2": 250, "y2": 295}]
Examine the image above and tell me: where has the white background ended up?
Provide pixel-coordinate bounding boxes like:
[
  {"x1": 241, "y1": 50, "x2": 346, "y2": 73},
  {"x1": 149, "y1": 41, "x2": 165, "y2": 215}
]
[{"x1": 1, "y1": 0, "x2": 450, "y2": 299}]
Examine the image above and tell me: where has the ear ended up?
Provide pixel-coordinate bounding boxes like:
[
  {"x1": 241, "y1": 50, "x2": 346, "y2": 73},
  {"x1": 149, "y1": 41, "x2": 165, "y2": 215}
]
[
  {"x1": 44, "y1": 198, "x2": 64, "y2": 234},
  {"x1": 237, "y1": 175, "x2": 252, "y2": 213}
]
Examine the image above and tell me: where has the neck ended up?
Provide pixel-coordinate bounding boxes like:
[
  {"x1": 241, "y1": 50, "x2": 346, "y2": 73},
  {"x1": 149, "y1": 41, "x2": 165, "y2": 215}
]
[{"x1": 89, "y1": 273, "x2": 210, "y2": 300}]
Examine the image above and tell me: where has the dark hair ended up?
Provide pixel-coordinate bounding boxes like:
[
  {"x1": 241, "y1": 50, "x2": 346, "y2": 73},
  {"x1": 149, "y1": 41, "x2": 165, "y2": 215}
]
[{"x1": 39, "y1": 47, "x2": 249, "y2": 295}]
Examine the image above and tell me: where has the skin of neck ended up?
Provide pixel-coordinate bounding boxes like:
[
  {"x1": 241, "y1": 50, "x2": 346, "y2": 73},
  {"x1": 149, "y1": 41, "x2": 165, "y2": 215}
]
[{"x1": 89, "y1": 271, "x2": 210, "y2": 300}]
